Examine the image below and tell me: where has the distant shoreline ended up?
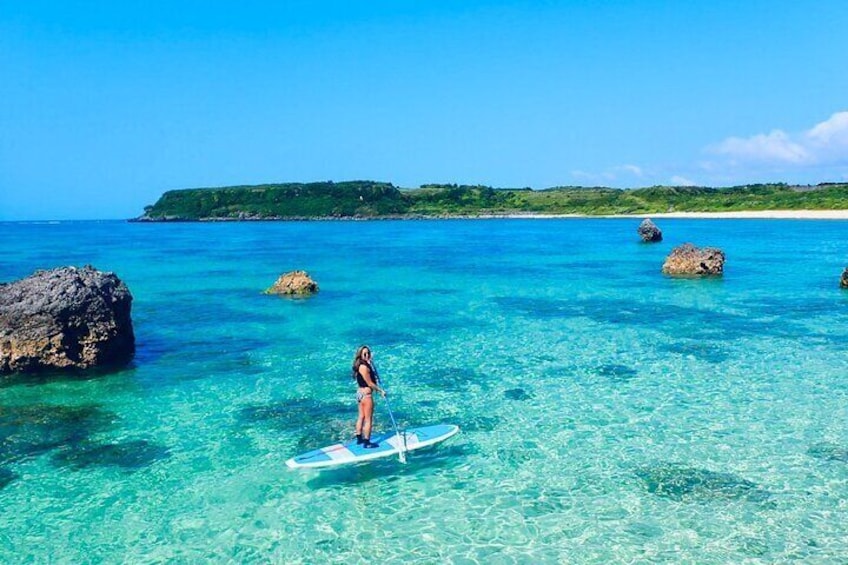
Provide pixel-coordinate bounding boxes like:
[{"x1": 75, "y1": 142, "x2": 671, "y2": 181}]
[
  {"x1": 129, "y1": 209, "x2": 848, "y2": 222},
  {"x1": 137, "y1": 181, "x2": 848, "y2": 221}
]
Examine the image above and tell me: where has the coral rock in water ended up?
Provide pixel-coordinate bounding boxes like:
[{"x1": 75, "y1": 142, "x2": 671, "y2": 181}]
[
  {"x1": 637, "y1": 218, "x2": 663, "y2": 242},
  {"x1": 0, "y1": 266, "x2": 135, "y2": 374},
  {"x1": 265, "y1": 270, "x2": 319, "y2": 296},
  {"x1": 662, "y1": 243, "x2": 725, "y2": 276}
]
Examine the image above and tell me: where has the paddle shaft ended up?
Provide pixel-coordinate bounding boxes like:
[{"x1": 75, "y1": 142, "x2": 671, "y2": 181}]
[
  {"x1": 382, "y1": 393, "x2": 406, "y2": 463},
  {"x1": 374, "y1": 363, "x2": 407, "y2": 463}
]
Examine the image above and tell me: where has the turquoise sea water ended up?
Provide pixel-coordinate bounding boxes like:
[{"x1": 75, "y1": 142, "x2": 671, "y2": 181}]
[{"x1": 1, "y1": 218, "x2": 847, "y2": 563}]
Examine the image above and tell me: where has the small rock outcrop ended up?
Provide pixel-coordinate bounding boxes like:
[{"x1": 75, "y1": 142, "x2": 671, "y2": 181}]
[
  {"x1": 662, "y1": 243, "x2": 725, "y2": 276},
  {"x1": 0, "y1": 266, "x2": 135, "y2": 374},
  {"x1": 637, "y1": 218, "x2": 663, "y2": 242},
  {"x1": 841, "y1": 267, "x2": 848, "y2": 289},
  {"x1": 265, "y1": 271, "x2": 319, "y2": 296}
]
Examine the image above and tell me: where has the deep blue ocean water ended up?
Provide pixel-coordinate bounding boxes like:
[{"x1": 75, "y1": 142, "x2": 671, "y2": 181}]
[{"x1": 1, "y1": 218, "x2": 847, "y2": 563}]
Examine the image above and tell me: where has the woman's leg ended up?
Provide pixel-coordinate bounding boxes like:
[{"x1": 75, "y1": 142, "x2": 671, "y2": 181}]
[
  {"x1": 355, "y1": 395, "x2": 366, "y2": 436},
  {"x1": 362, "y1": 394, "x2": 374, "y2": 440}
]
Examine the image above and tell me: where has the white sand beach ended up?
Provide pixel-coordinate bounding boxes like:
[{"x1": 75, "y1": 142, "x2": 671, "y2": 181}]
[
  {"x1": 622, "y1": 210, "x2": 848, "y2": 219},
  {"x1": 496, "y1": 210, "x2": 848, "y2": 220}
]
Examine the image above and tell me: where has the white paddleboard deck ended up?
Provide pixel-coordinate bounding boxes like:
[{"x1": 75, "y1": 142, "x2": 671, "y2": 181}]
[{"x1": 286, "y1": 424, "x2": 459, "y2": 469}]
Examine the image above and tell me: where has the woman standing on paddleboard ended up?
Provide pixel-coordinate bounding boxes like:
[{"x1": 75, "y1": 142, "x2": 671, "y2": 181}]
[{"x1": 352, "y1": 345, "x2": 385, "y2": 448}]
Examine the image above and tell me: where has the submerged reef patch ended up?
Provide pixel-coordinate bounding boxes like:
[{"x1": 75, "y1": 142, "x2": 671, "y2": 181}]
[
  {"x1": 0, "y1": 467, "x2": 16, "y2": 490},
  {"x1": 495, "y1": 442, "x2": 538, "y2": 466},
  {"x1": 454, "y1": 415, "x2": 500, "y2": 433},
  {"x1": 52, "y1": 439, "x2": 170, "y2": 470},
  {"x1": 503, "y1": 388, "x2": 534, "y2": 400},
  {"x1": 240, "y1": 398, "x2": 351, "y2": 431},
  {"x1": 417, "y1": 366, "x2": 491, "y2": 393},
  {"x1": 494, "y1": 295, "x2": 810, "y2": 342},
  {"x1": 0, "y1": 404, "x2": 114, "y2": 466},
  {"x1": 240, "y1": 398, "x2": 356, "y2": 452},
  {"x1": 661, "y1": 341, "x2": 730, "y2": 363},
  {"x1": 137, "y1": 334, "x2": 273, "y2": 382},
  {"x1": 491, "y1": 297, "x2": 575, "y2": 320},
  {"x1": 807, "y1": 443, "x2": 848, "y2": 463},
  {"x1": 408, "y1": 308, "x2": 489, "y2": 333},
  {"x1": 636, "y1": 464, "x2": 769, "y2": 502},
  {"x1": 596, "y1": 364, "x2": 639, "y2": 382},
  {"x1": 342, "y1": 327, "x2": 419, "y2": 348}
]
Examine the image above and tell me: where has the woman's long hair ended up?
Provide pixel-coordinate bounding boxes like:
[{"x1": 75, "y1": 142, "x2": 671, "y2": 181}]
[{"x1": 351, "y1": 345, "x2": 370, "y2": 379}]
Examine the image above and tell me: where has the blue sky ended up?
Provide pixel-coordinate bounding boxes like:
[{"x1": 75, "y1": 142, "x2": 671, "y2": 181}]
[{"x1": 2, "y1": 1, "x2": 847, "y2": 220}]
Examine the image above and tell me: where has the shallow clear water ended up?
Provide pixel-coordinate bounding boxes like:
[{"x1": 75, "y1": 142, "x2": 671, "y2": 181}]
[{"x1": 1, "y1": 218, "x2": 847, "y2": 563}]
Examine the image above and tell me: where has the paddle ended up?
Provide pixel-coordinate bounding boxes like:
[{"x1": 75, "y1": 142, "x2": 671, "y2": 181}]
[{"x1": 373, "y1": 362, "x2": 407, "y2": 463}]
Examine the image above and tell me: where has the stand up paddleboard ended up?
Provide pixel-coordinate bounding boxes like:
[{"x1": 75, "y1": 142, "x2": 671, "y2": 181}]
[{"x1": 286, "y1": 424, "x2": 459, "y2": 469}]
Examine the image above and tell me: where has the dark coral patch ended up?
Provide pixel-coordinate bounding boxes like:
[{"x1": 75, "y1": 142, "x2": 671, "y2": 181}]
[
  {"x1": 342, "y1": 327, "x2": 419, "y2": 348},
  {"x1": 0, "y1": 404, "x2": 113, "y2": 465},
  {"x1": 0, "y1": 467, "x2": 16, "y2": 490},
  {"x1": 52, "y1": 439, "x2": 170, "y2": 470},
  {"x1": 808, "y1": 443, "x2": 848, "y2": 463},
  {"x1": 413, "y1": 314, "x2": 489, "y2": 333},
  {"x1": 504, "y1": 388, "x2": 533, "y2": 401},
  {"x1": 241, "y1": 398, "x2": 358, "y2": 453},
  {"x1": 240, "y1": 399, "x2": 351, "y2": 431},
  {"x1": 636, "y1": 464, "x2": 769, "y2": 502},
  {"x1": 456, "y1": 415, "x2": 500, "y2": 433},
  {"x1": 596, "y1": 364, "x2": 639, "y2": 382},
  {"x1": 661, "y1": 342, "x2": 730, "y2": 364},
  {"x1": 136, "y1": 334, "x2": 272, "y2": 381},
  {"x1": 492, "y1": 297, "x2": 575, "y2": 320},
  {"x1": 494, "y1": 296, "x2": 810, "y2": 342},
  {"x1": 417, "y1": 367, "x2": 489, "y2": 393}
]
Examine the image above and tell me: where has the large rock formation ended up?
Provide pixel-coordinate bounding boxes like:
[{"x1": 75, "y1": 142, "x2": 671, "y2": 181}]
[
  {"x1": 841, "y1": 267, "x2": 848, "y2": 289},
  {"x1": 0, "y1": 266, "x2": 135, "y2": 374},
  {"x1": 637, "y1": 218, "x2": 663, "y2": 242},
  {"x1": 662, "y1": 243, "x2": 726, "y2": 276},
  {"x1": 265, "y1": 270, "x2": 319, "y2": 296}
]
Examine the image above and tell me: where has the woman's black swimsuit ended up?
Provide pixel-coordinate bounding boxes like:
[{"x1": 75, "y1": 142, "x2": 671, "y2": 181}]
[{"x1": 354, "y1": 361, "x2": 378, "y2": 388}]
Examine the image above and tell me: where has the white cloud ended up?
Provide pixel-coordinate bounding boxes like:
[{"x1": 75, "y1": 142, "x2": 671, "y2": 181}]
[
  {"x1": 670, "y1": 175, "x2": 696, "y2": 186},
  {"x1": 570, "y1": 113, "x2": 848, "y2": 186},
  {"x1": 708, "y1": 111, "x2": 848, "y2": 168},
  {"x1": 805, "y1": 111, "x2": 848, "y2": 156},
  {"x1": 570, "y1": 169, "x2": 614, "y2": 183},
  {"x1": 570, "y1": 170, "x2": 594, "y2": 181},
  {"x1": 570, "y1": 164, "x2": 645, "y2": 184},
  {"x1": 620, "y1": 164, "x2": 644, "y2": 177},
  {"x1": 709, "y1": 130, "x2": 809, "y2": 164}
]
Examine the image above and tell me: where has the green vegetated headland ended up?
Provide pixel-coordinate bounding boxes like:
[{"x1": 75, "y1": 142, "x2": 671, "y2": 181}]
[{"x1": 135, "y1": 181, "x2": 848, "y2": 221}]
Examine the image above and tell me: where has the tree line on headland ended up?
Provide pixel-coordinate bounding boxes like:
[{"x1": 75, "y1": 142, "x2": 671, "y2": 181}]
[{"x1": 133, "y1": 181, "x2": 848, "y2": 221}]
